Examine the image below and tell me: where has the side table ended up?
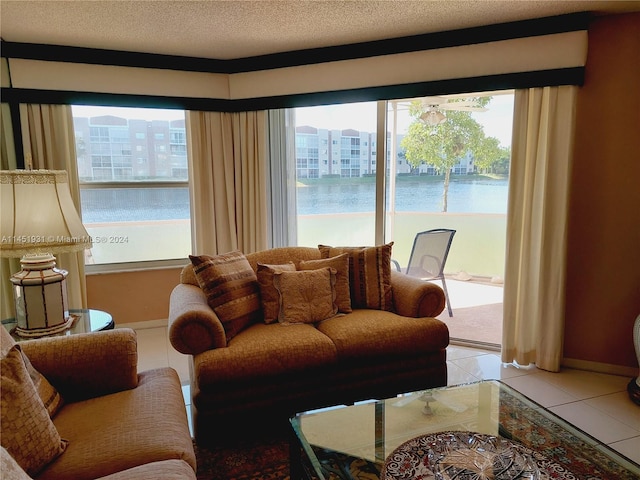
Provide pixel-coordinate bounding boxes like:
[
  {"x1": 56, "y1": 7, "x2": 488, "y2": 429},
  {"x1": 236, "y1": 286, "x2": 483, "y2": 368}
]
[{"x1": 2, "y1": 309, "x2": 114, "y2": 341}]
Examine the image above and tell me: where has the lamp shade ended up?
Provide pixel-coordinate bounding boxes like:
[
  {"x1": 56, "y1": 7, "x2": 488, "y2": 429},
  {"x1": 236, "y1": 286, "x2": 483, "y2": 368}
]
[{"x1": 1, "y1": 170, "x2": 92, "y2": 257}]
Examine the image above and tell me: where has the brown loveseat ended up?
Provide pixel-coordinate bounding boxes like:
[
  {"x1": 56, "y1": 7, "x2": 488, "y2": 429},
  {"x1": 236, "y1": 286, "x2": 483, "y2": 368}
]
[
  {"x1": 168, "y1": 246, "x2": 450, "y2": 444},
  {"x1": 0, "y1": 327, "x2": 196, "y2": 480}
]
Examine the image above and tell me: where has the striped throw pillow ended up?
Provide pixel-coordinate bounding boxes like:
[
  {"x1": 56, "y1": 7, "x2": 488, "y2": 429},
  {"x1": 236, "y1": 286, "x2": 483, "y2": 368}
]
[
  {"x1": 190, "y1": 251, "x2": 261, "y2": 342},
  {"x1": 318, "y1": 243, "x2": 393, "y2": 311}
]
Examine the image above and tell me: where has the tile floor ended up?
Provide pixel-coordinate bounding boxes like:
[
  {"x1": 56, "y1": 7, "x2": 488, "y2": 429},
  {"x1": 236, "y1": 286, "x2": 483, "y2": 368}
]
[{"x1": 129, "y1": 324, "x2": 640, "y2": 465}]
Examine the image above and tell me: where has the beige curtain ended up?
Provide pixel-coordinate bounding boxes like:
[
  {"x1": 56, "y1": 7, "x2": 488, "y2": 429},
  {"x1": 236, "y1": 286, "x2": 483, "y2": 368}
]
[
  {"x1": 502, "y1": 86, "x2": 577, "y2": 372},
  {"x1": 186, "y1": 110, "x2": 268, "y2": 255},
  {"x1": 18, "y1": 104, "x2": 88, "y2": 311},
  {"x1": 1, "y1": 104, "x2": 20, "y2": 318}
]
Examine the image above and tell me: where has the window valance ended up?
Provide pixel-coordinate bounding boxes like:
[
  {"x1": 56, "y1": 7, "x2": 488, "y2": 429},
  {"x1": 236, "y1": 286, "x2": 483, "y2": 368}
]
[{"x1": 1, "y1": 13, "x2": 588, "y2": 111}]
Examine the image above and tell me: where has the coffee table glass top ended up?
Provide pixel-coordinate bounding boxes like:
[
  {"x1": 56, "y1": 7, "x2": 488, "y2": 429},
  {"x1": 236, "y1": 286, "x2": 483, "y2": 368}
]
[{"x1": 290, "y1": 380, "x2": 640, "y2": 480}]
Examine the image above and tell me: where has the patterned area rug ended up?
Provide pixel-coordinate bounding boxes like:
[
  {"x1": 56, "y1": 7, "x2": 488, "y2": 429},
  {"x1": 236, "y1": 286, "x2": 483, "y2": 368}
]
[
  {"x1": 193, "y1": 390, "x2": 639, "y2": 480},
  {"x1": 194, "y1": 436, "x2": 290, "y2": 480}
]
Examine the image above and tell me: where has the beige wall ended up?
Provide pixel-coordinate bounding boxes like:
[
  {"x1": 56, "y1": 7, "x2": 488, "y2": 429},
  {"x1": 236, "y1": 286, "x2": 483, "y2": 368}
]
[
  {"x1": 86, "y1": 267, "x2": 183, "y2": 325},
  {"x1": 83, "y1": 13, "x2": 640, "y2": 372},
  {"x1": 564, "y1": 13, "x2": 640, "y2": 371}
]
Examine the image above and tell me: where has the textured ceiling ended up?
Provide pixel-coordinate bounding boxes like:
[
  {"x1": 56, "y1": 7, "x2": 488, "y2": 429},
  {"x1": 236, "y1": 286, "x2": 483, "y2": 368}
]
[{"x1": 1, "y1": 1, "x2": 639, "y2": 60}]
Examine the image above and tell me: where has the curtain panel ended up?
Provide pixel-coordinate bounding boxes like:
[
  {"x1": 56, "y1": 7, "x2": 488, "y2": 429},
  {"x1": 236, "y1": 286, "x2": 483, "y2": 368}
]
[
  {"x1": 266, "y1": 109, "x2": 297, "y2": 248},
  {"x1": 186, "y1": 110, "x2": 268, "y2": 256},
  {"x1": 502, "y1": 86, "x2": 577, "y2": 372},
  {"x1": 0, "y1": 103, "x2": 19, "y2": 318},
  {"x1": 1, "y1": 104, "x2": 88, "y2": 316}
]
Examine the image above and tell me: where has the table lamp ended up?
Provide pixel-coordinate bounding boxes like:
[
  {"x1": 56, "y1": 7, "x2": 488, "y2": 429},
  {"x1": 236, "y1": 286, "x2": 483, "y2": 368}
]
[{"x1": 1, "y1": 169, "x2": 92, "y2": 337}]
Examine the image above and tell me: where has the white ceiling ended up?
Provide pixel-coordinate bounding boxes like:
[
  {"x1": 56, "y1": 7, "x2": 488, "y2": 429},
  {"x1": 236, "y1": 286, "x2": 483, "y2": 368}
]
[{"x1": 1, "y1": 1, "x2": 639, "y2": 60}]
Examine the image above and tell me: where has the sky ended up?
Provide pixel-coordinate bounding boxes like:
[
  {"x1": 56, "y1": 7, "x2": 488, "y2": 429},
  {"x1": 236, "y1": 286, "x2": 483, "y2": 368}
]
[{"x1": 295, "y1": 92, "x2": 515, "y2": 147}]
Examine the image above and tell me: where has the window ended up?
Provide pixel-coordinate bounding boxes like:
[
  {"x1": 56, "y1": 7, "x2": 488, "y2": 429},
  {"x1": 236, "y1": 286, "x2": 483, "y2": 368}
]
[
  {"x1": 293, "y1": 102, "x2": 378, "y2": 247},
  {"x1": 72, "y1": 106, "x2": 191, "y2": 266},
  {"x1": 289, "y1": 92, "x2": 513, "y2": 274}
]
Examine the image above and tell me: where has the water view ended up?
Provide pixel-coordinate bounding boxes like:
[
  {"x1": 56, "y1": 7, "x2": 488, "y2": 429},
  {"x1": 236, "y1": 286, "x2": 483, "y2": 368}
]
[
  {"x1": 80, "y1": 176, "x2": 509, "y2": 223},
  {"x1": 298, "y1": 177, "x2": 508, "y2": 215}
]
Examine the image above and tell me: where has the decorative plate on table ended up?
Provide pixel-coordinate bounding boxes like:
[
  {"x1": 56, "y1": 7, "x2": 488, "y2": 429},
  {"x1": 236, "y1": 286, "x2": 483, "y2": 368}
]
[{"x1": 381, "y1": 431, "x2": 575, "y2": 480}]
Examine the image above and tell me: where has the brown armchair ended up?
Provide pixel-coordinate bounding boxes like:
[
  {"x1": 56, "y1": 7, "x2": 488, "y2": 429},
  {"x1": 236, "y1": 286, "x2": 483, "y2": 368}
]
[{"x1": 1, "y1": 327, "x2": 196, "y2": 480}]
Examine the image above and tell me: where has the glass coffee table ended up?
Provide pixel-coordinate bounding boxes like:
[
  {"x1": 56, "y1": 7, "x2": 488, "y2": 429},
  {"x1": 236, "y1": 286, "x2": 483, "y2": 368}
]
[
  {"x1": 290, "y1": 380, "x2": 640, "y2": 480},
  {"x1": 2, "y1": 308, "x2": 114, "y2": 341}
]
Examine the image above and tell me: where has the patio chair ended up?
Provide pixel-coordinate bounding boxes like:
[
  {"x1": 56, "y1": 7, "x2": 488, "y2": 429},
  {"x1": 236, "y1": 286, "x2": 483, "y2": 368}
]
[{"x1": 394, "y1": 229, "x2": 456, "y2": 317}]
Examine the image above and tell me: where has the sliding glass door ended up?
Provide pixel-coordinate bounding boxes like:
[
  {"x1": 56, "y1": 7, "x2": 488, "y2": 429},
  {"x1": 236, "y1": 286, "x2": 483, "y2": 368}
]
[
  {"x1": 288, "y1": 91, "x2": 514, "y2": 347},
  {"x1": 292, "y1": 102, "x2": 379, "y2": 247},
  {"x1": 385, "y1": 92, "x2": 514, "y2": 347}
]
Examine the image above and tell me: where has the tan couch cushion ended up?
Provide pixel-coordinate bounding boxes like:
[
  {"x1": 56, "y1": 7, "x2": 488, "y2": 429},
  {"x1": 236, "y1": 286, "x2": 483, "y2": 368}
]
[
  {"x1": 39, "y1": 368, "x2": 195, "y2": 480},
  {"x1": 319, "y1": 243, "x2": 394, "y2": 311},
  {"x1": 316, "y1": 309, "x2": 449, "y2": 360},
  {"x1": 298, "y1": 253, "x2": 352, "y2": 313},
  {"x1": 274, "y1": 268, "x2": 338, "y2": 324},
  {"x1": 95, "y1": 459, "x2": 196, "y2": 480},
  {"x1": 190, "y1": 251, "x2": 261, "y2": 341},
  {"x1": 1, "y1": 345, "x2": 67, "y2": 477},
  {"x1": 194, "y1": 323, "x2": 338, "y2": 386},
  {"x1": 256, "y1": 262, "x2": 296, "y2": 324}
]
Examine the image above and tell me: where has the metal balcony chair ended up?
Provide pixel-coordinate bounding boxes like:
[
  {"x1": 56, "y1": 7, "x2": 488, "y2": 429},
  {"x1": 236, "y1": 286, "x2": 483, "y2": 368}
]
[{"x1": 393, "y1": 229, "x2": 456, "y2": 317}]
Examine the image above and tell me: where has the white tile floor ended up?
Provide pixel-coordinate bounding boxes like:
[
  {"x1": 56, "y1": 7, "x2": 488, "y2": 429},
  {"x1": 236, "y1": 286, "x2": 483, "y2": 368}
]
[{"x1": 129, "y1": 324, "x2": 640, "y2": 465}]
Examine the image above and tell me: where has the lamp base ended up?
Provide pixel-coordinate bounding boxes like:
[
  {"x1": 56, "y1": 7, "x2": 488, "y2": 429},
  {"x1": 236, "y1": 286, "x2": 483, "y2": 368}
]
[
  {"x1": 15, "y1": 315, "x2": 74, "y2": 338},
  {"x1": 11, "y1": 253, "x2": 71, "y2": 338}
]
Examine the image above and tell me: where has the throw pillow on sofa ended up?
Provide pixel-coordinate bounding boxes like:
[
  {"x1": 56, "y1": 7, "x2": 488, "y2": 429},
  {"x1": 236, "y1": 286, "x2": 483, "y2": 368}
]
[
  {"x1": 0, "y1": 326, "x2": 64, "y2": 418},
  {"x1": 1, "y1": 345, "x2": 67, "y2": 476},
  {"x1": 190, "y1": 251, "x2": 261, "y2": 341},
  {"x1": 274, "y1": 268, "x2": 338, "y2": 324},
  {"x1": 298, "y1": 253, "x2": 352, "y2": 313},
  {"x1": 318, "y1": 243, "x2": 394, "y2": 311},
  {"x1": 257, "y1": 262, "x2": 297, "y2": 324}
]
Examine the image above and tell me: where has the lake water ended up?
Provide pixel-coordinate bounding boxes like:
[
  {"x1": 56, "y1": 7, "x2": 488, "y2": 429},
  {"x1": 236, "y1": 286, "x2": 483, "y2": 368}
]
[
  {"x1": 80, "y1": 178, "x2": 509, "y2": 223},
  {"x1": 297, "y1": 178, "x2": 509, "y2": 215}
]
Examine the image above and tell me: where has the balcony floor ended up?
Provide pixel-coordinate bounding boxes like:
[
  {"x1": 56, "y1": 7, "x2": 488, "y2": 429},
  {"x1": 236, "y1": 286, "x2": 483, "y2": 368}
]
[{"x1": 435, "y1": 278, "x2": 503, "y2": 347}]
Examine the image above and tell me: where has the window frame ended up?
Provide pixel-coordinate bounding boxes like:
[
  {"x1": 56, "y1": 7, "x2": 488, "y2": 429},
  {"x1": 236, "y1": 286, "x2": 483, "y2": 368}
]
[{"x1": 73, "y1": 106, "x2": 191, "y2": 272}]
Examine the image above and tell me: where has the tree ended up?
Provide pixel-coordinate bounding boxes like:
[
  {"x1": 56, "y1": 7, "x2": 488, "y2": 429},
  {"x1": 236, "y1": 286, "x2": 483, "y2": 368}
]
[
  {"x1": 401, "y1": 96, "x2": 506, "y2": 212},
  {"x1": 472, "y1": 136, "x2": 510, "y2": 174}
]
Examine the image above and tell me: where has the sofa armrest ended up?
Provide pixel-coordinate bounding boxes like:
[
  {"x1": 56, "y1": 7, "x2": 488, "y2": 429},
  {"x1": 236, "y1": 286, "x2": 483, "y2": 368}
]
[
  {"x1": 168, "y1": 284, "x2": 227, "y2": 355},
  {"x1": 391, "y1": 270, "x2": 446, "y2": 318},
  {"x1": 20, "y1": 328, "x2": 138, "y2": 402}
]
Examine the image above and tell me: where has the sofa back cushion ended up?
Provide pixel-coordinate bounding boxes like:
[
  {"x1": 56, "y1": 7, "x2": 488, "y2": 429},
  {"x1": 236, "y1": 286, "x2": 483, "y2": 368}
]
[
  {"x1": 318, "y1": 243, "x2": 394, "y2": 311},
  {"x1": 245, "y1": 246, "x2": 322, "y2": 270},
  {"x1": 190, "y1": 251, "x2": 261, "y2": 341},
  {"x1": 180, "y1": 247, "x2": 322, "y2": 287}
]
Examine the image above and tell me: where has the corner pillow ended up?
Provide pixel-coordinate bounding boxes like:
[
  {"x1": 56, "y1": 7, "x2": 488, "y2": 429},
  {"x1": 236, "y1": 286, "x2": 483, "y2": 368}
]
[
  {"x1": 318, "y1": 243, "x2": 394, "y2": 311},
  {"x1": 22, "y1": 353, "x2": 64, "y2": 418},
  {"x1": 0, "y1": 326, "x2": 64, "y2": 418},
  {"x1": 298, "y1": 253, "x2": 352, "y2": 313},
  {"x1": 1, "y1": 345, "x2": 67, "y2": 476},
  {"x1": 256, "y1": 262, "x2": 296, "y2": 324},
  {"x1": 274, "y1": 268, "x2": 338, "y2": 324},
  {"x1": 190, "y1": 251, "x2": 261, "y2": 341}
]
